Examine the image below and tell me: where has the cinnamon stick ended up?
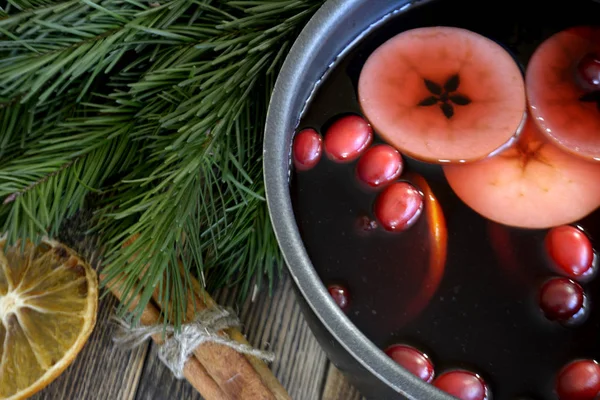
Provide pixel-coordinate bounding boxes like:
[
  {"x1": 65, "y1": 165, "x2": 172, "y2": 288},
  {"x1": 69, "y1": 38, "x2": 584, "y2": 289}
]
[
  {"x1": 179, "y1": 264, "x2": 290, "y2": 400},
  {"x1": 119, "y1": 234, "x2": 290, "y2": 400},
  {"x1": 106, "y1": 276, "x2": 228, "y2": 400},
  {"x1": 149, "y1": 267, "x2": 278, "y2": 400}
]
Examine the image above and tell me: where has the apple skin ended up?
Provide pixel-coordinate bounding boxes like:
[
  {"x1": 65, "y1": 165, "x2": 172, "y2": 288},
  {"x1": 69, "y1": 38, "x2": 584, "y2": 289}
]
[
  {"x1": 526, "y1": 26, "x2": 600, "y2": 162},
  {"x1": 443, "y1": 117, "x2": 600, "y2": 229},
  {"x1": 358, "y1": 26, "x2": 526, "y2": 164}
]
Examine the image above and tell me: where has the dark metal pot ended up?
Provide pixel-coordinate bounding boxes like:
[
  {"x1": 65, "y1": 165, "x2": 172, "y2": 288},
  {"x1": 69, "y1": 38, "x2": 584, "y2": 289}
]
[{"x1": 263, "y1": 0, "x2": 454, "y2": 398}]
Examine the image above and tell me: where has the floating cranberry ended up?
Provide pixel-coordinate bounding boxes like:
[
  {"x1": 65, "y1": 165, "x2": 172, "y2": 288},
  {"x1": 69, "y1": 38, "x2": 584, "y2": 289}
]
[
  {"x1": 293, "y1": 128, "x2": 323, "y2": 171},
  {"x1": 374, "y1": 182, "x2": 423, "y2": 232},
  {"x1": 356, "y1": 144, "x2": 403, "y2": 188},
  {"x1": 556, "y1": 359, "x2": 600, "y2": 400},
  {"x1": 576, "y1": 53, "x2": 600, "y2": 90},
  {"x1": 545, "y1": 226, "x2": 594, "y2": 279},
  {"x1": 324, "y1": 115, "x2": 373, "y2": 162},
  {"x1": 539, "y1": 278, "x2": 585, "y2": 322},
  {"x1": 384, "y1": 344, "x2": 434, "y2": 383},
  {"x1": 327, "y1": 284, "x2": 350, "y2": 311},
  {"x1": 433, "y1": 370, "x2": 488, "y2": 400}
]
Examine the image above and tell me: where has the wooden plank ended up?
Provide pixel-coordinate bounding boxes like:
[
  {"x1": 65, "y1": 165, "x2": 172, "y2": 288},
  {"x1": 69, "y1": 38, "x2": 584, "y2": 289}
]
[
  {"x1": 134, "y1": 342, "x2": 204, "y2": 400},
  {"x1": 320, "y1": 364, "x2": 366, "y2": 400},
  {"x1": 135, "y1": 272, "x2": 330, "y2": 400},
  {"x1": 31, "y1": 294, "x2": 149, "y2": 400}
]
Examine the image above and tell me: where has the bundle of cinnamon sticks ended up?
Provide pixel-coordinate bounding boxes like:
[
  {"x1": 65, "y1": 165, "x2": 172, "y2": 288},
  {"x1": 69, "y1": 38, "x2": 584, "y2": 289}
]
[{"x1": 105, "y1": 240, "x2": 290, "y2": 400}]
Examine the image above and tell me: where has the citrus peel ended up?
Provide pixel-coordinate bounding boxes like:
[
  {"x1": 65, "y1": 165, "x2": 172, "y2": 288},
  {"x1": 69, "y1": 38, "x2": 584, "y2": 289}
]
[{"x1": 0, "y1": 239, "x2": 98, "y2": 400}]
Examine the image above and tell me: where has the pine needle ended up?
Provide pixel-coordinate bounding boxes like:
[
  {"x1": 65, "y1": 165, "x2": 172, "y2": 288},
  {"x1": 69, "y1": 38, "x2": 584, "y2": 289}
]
[{"x1": 0, "y1": 0, "x2": 323, "y2": 328}]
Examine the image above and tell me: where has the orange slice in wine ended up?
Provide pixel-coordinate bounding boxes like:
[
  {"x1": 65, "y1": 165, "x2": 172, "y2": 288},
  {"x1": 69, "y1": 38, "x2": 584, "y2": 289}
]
[{"x1": 403, "y1": 172, "x2": 447, "y2": 320}]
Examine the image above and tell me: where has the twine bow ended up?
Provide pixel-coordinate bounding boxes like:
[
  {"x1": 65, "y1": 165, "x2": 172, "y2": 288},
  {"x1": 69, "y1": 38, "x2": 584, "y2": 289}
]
[{"x1": 112, "y1": 306, "x2": 275, "y2": 379}]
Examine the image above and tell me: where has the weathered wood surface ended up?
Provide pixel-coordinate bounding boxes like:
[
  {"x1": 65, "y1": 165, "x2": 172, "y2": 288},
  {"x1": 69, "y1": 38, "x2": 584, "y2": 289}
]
[
  {"x1": 321, "y1": 365, "x2": 365, "y2": 400},
  {"x1": 31, "y1": 272, "x2": 366, "y2": 400}
]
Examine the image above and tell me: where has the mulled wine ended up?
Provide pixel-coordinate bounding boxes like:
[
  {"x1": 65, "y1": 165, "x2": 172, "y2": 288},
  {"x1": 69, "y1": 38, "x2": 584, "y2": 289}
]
[{"x1": 290, "y1": 0, "x2": 600, "y2": 399}]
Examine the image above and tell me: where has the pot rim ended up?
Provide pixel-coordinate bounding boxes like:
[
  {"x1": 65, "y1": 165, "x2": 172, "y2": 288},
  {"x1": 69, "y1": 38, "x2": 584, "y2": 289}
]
[{"x1": 263, "y1": 1, "x2": 452, "y2": 398}]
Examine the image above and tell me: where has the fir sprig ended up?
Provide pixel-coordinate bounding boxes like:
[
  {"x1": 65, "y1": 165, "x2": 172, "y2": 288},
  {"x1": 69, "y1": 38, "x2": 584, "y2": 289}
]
[{"x1": 0, "y1": 0, "x2": 323, "y2": 327}]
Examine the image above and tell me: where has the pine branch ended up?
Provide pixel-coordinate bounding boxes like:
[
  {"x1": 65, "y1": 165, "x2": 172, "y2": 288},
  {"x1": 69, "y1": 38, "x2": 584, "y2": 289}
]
[
  {"x1": 0, "y1": 83, "x2": 90, "y2": 164},
  {"x1": 1, "y1": 0, "x2": 67, "y2": 13},
  {"x1": 99, "y1": 0, "x2": 319, "y2": 325},
  {"x1": 0, "y1": 0, "x2": 139, "y2": 103},
  {"x1": 0, "y1": 0, "x2": 214, "y2": 104},
  {"x1": 0, "y1": 55, "x2": 146, "y2": 238},
  {"x1": 0, "y1": 107, "x2": 142, "y2": 243},
  {"x1": 0, "y1": 0, "x2": 324, "y2": 329}
]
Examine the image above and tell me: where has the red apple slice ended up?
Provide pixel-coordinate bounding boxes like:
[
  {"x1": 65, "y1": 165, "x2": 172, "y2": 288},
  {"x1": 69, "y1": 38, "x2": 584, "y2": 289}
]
[
  {"x1": 358, "y1": 26, "x2": 526, "y2": 164},
  {"x1": 443, "y1": 117, "x2": 600, "y2": 229},
  {"x1": 526, "y1": 26, "x2": 600, "y2": 161}
]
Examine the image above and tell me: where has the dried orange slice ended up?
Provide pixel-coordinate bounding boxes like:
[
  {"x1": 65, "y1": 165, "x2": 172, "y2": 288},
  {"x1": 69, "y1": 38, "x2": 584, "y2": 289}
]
[{"x1": 0, "y1": 239, "x2": 98, "y2": 400}]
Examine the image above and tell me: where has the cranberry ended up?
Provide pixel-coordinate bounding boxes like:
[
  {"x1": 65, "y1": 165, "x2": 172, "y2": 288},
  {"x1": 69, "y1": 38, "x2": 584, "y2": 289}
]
[
  {"x1": 539, "y1": 278, "x2": 585, "y2": 322},
  {"x1": 356, "y1": 144, "x2": 403, "y2": 188},
  {"x1": 546, "y1": 226, "x2": 594, "y2": 279},
  {"x1": 384, "y1": 344, "x2": 435, "y2": 383},
  {"x1": 293, "y1": 128, "x2": 322, "y2": 171},
  {"x1": 576, "y1": 53, "x2": 600, "y2": 90},
  {"x1": 324, "y1": 115, "x2": 373, "y2": 162},
  {"x1": 556, "y1": 359, "x2": 600, "y2": 400},
  {"x1": 433, "y1": 370, "x2": 488, "y2": 400},
  {"x1": 374, "y1": 182, "x2": 424, "y2": 232},
  {"x1": 327, "y1": 284, "x2": 350, "y2": 311}
]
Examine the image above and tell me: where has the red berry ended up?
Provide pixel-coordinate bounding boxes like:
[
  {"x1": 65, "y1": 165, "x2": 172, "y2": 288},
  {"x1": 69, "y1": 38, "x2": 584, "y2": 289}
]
[
  {"x1": 356, "y1": 144, "x2": 403, "y2": 188},
  {"x1": 545, "y1": 226, "x2": 594, "y2": 279},
  {"x1": 293, "y1": 128, "x2": 323, "y2": 171},
  {"x1": 327, "y1": 284, "x2": 350, "y2": 311},
  {"x1": 433, "y1": 370, "x2": 488, "y2": 400},
  {"x1": 576, "y1": 53, "x2": 600, "y2": 90},
  {"x1": 539, "y1": 278, "x2": 585, "y2": 322},
  {"x1": 556, "y1": 359, "x2": 600, "y2": 400},
  {"x1": 324, "y1": 115, "x2": 373, "y2": 162},
  {"x1": 384, "y1": 344, "x2": 434, "y2": 383},
  {"x1": 374, "y1": 182, "x2": 424, "y2": 232}
]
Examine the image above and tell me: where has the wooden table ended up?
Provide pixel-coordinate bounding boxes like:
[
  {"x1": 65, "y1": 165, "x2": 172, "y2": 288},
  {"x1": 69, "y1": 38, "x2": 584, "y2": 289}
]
[{"x1": 31, "y1": 271, "x2": 367, "y2": 400}]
